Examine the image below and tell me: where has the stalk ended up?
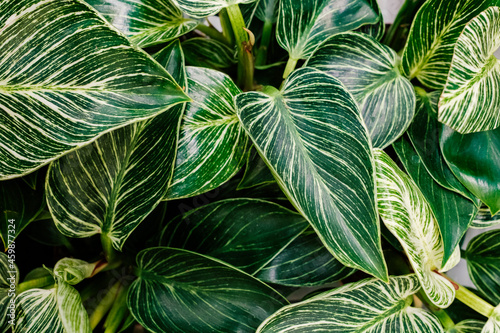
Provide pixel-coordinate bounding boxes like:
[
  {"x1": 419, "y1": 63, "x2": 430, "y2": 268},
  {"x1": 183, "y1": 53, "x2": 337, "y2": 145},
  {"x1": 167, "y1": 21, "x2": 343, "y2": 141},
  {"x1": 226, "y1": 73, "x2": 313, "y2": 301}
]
[
  {"x1": 17, "y1": 275, "x2": 55, "y2": 293},
  {"x1": 282, "y1": 57, "x2": 298, "y2": 80},
  {"x1": 255, "y1": 20, "x2": 274, "y2": 66},
  {"x1": 89, "y1": 280, "x2": 122, "y2": 330},
  {"x1": 196, "y1": 24, "x2": 231, "y2": 46},
  {"x1": 455, "y1": 284, "x2": 495, "y2": 318},
  {"x1": 219, "y1": 9, "x2": 236, "y2": 46},
  {"x1": 101, "y1": 234, "x2": 121, "y2": 270},
  {"x1": 104, "y1": 284, "x2": 130, "y2": 333}
]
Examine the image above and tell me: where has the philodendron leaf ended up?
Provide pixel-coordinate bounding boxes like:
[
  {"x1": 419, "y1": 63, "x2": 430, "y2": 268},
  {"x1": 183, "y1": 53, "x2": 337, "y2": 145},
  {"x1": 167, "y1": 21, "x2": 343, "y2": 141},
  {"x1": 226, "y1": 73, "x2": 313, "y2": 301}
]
[
  {"x1": 277, "y1": 0, "x2": 378, "y2": 60},
  {"x1": 439, "y1": 6, "x2": 500, "y2": 134},
  {"x1": 393, "y1": 136, "x2": 478, "y2": 265},
  {"x1": 0, "y1": 0, "x2": 189, "y2": 180},
  {"x1": 307, "y1": 32, "x2": 415, "y2": 148},
  {"x1": 255, "y1": 0, "x2": 279, "y2": 23},
  {"x1": 160, "y1": 198, "x2": 308, "y2": 274},
  {"x1": 53, "y1": 258, "x2": 97, "y2": 285},
  {"x1": 356, "y1": 0, "x2": 385, "y2": 40},
  {"x1": 176, "y1": 0, "x2": 258, "y2": 18},
  {"x1": 483, "y1": 305, "x2": 500, "y2": 333},
  {"x1": 182, "y1": 38, "x2": 237, "y2": 69},
  {"x1": 166, "y1": 67, "x2": 249, "y2": 200},
  {"x1": 440, "y1": 125, "x2": 500, "y2": 215},
  {"x1": 236, "y1": 67, "x2": 387, "y2": 280},
  {"x1": 447, "y1": 320, "x2": 486, "y2": 333},
  {"x1": 46, "y1": 40, "x2": 186, "y2": 250},
  {"x1": 465, "y1": 230, "x2": 500, "y2": 305},
  {"x1": 0, "y1": 252, "x2": 18, "y2": 333},
  {"x1": 471, "y1": 206, "x2": 500, "y2": 229},
  {"x1": 374, "y1": 149, "x2": 459, "y2": 308},
  {"x1": 127, "y1": 247, "x2": 288, "y2": 333},
  {"x1": 86, "y1": 0, "x2": 198, "y2": 47},
  {"x1": 402, "y1": 0, "x2": 495, "y2": 89},
  {"x1": 238, "y1": 147, "x2": 275, "y2": 190},
  {"x1": 257, "y1": 275, "x2": 443, "y2": 333}
]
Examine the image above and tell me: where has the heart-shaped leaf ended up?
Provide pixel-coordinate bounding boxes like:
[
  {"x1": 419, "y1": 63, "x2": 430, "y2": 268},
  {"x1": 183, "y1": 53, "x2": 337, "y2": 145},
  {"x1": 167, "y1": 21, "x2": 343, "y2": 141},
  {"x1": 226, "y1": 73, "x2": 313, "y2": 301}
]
[
  {"x1": 307, "y1": 31, "x2": 415, "y2": 148},
  {"x1": 127, "y1": 247, "x2": 288, "y2": 333},
  {"x1": 439, "y1": 6, "x2": 500, "y2": 134},
  {"x1": 447, "y1": 320, "x2": 486, "y2": 333},
  {"x1": 0, "y1": 0, "x2": 189, "y2": 180},
  {"x1": 176, "y1": 0, "x2": 258, "y2": 18},
  {"x1": 374, "y1": 149, "x2": 459, "y2": 308},
  {"x1": 471, "y1": 206, "x2": 500, "y2": 229},
  {"x1": 277, "y1": 0, "x2": 378, "y2": 60},
  {"x1": 46, "y1": 40, "x2": 186, "y2": 250},
  {"x1": 257, "y1": 275, "x2": 443, "y2": 333},
  {"x1": 166, "y1": 67, "x2": 249, "y2": 200},
  {"x1": 86, "y1": 0, "x2": 198, "y2": 47},
  {"x1": 236, "y1": 67, "x2": 387, "y2": 280},
  {"x1": 0, "y1": 252, "x2": 18, "y2": 333}
]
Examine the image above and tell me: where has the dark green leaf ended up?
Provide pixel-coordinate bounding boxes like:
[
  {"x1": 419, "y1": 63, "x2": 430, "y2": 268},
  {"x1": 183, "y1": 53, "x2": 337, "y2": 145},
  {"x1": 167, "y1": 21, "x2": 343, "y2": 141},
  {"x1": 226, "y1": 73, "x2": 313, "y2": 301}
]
[
  {"x1": 472, "y1": 205, "x2": 500, "y2": 229},
  {"x1": 237, "y1": 147, "x2": 275, "y2": 190},
  {"x1": 182, "y1": 38, "x2": 236, "y2": 69},
  {"x1": 356, "y1": 0, "x2": 385, "y2": 40}
]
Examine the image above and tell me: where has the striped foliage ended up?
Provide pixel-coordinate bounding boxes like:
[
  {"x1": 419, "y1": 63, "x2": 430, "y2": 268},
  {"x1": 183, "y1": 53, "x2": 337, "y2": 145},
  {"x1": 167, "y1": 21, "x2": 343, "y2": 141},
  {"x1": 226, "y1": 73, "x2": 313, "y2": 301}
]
[
  {"x1": 46, "y1": 40, "x2": 186, "y2": 251},
  {"x1": 166, "y1": 67, "x2": 249, "y2": 199},
  {"x1": 257, "y1": 275, "x2": 443, "y2": 333},
  {"x1": 374, "y1": 149, "x2": 459, "y2": 308},
  {"x1": 307, "y1": 32, "x2": 415, "y2": 148},
  {"x1": 483, "y1": 305, "x2": 500, "y2": 333},
  {"x1": 53, "y1": 258, "x2": 96, "y2": 285},
  {"x1": 159, "y1": 198, "x2": 308, "y2": 274},
  {"x1": 465, "y1": 230, "x2": 500, "y2": 305},
  {"x1": 0, "y1": 0, "x2": 189, "y2": 180},
  {"x1": 0, "y1": 252, "x2": 18, "y2": 333},
  {"x1": 402, "y1": 0, "x2": 494, "y2": 89},
  {"x1": 356, "y1": 0, "x2": 385, "y2": 41},
  {"x1": 238, "y1": 147, "x2": 276, "y2": 190},
  {"x1": 176, "y1": 0, "x2": 258, "y2": 18},
  {"x1": 127, "y1": 247, "x2": 288, "y2": 333},
  {"x1": 236, "y1": 67, "x2": 387, "y2": 280},
  {"x1": 276, "y1": 0, "x2": 378, "y2": 59},
  {"x1": 439, "y1": 7, "x2": 500, "y2": 134},
  {"x1": 448, "y1": 320, "x2": 486, "y2": 333},
  {"x1": 86, "y1": 0, "x2": 197, "y2": 47},
  {"x1": 472, "y1": 205, "x2": 500, "y2": 229},
  {"x1": 182, "y1": 38, "x2": 237, "y2": 69},
  {"x1": 255, "y1": 0, "x2": 279, "y2": 23}
]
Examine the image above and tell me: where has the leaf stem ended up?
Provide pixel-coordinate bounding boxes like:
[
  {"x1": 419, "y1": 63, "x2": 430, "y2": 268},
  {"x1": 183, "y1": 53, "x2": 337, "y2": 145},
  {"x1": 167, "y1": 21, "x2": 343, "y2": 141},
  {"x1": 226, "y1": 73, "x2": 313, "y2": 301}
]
[
  {"x1": 455, "y1": 283, "x2": 494, "y2": 318},
  {"x1": 101, "y1": 234, "x2": 121, "y2": 270},
  {"x1": 89, "y1": 280, "x2": 122, "y2": 330},
  {"x1": 283, "y1": 57, "x2": 298, "y2": 80},
  {"x1": 196, "y1": 23, "x2": 231, "y2": 46},
  {"x1": 17, "y1": 275, "x2": 55, "y2": 294},
  {"x1": 226, "y1": 4, "x2": 254, "y2": 90},
  {"x1": 219, "y1": 9, "x2": 236, "y2": 46},
  {"x1": 104, "y1": 283, "x2": 130, "y2": 333},
  {"x1": 255, "y1": 20, "x2": 273, "y2": 66},
  {"x1": 433, "y1": 310, "x2": 455, "y2": 330}
]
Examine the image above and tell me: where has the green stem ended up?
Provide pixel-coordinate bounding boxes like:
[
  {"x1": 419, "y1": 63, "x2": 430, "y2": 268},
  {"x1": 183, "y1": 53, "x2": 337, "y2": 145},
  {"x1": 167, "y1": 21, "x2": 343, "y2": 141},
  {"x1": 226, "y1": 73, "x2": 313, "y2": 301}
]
[
  {"x1": 219, "y1": 9, "x2": 236, "y2": 46},
  {"x1": 455, "y1": 283, "x2": 494, "y2": 317},
  {"x1": 196, "y1": 24, "x2": 231, "y2": 46},
  {"x1": 89, "y1": 280, "x2": 122, "y2": 330},
  {"x1": 226, "y1": 4, "x2": 254, "y2": 91},
  {"x1": 101, "y1": 234, "x2": 121, "y2": 270},
  {"x1": 382, "y1": 0, "x2": 427, "y2": 50},
  {"x1": 255, "y1": 20, "x2": 273, "y2": 66},
  {"x1": 283, "y1": 57, "x2": 298, "y2": 80},
  {"x1": 17, "y1": 276, "x2": 55, "y2": 293},
  {"x1": 433, "y1": 310, "x2": 455, "y2": 330},
  {"x1": 104, "y1": 284, "x2": 130, "y2": 333}
]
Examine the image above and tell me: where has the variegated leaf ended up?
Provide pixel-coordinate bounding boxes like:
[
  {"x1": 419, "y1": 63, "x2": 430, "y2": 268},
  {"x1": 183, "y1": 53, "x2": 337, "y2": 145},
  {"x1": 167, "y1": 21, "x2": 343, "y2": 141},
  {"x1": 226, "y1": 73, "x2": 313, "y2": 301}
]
[
  {"x1": 53, "y1": 258, "x2": 96, "y2": 285},
  {"x1": 166, "y1": 67, "x2": 249, "y2": 200},
  {"x1": 277, "y1": 0, "x2": 378, "y2": 60},
  {"x1": 0, "y1": 0, "x2": 189, "y2": 180},
  {"x1": 182, "y1": 38, "x2": 237, "y2": 69},
  {"x1": 465, "y1": 230, "x2": 500, "y2": 305},
  {"x1": 257, "y1": 275, "x2": 443, "y2": 333},
  {"x1": 472, "y1": 205, "x2": 500, "y2": 229},
  {"x1": 356, "y1": 0, "x2": 385, "y2": 41},
  {"x1": 307, "y1": 32, "x2": 415, "y2": 148},
  {"x1": 46, "y1": 40, "x2": 186, "y2": 250},
  {"x1": 86, "y1": 0, "x2": 198, "y2": 47},
  {"x1": 402, "y1": 0, "x2": 495, "y2": 89},
  {"x1": 0, "y1": 252, "x2": 18, "y2": 333},
  {"x1": 483, "y1": 305, "x2": 500, "y2": 333},
  {"x1": 176, "y1": 0, "x2": 258, "y2": 18},
  {"x1": 236, "y1": 67, "x2": 387, "y2": 280},
  {"x1": 127, "y1": 247, "x2": 288, "y2": 333},
  {"x1": 439, "y1": 6, "x2": 500, "y2": 134},
  {"x1": 374, "y1": 149, "x2": 459, "y2": 308},
  {"x1": 447, "y1": 320, "x2": 486, "y2": 333}
]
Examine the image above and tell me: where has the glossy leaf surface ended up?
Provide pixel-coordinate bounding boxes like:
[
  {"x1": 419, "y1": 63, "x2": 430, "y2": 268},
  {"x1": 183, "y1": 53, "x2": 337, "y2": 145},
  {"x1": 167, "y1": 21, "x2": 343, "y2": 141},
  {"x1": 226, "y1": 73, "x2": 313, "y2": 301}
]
[
  {"x1": 471, "y1": 206, "x2": 500, "y2": 229},
  {"x1": 176, "y1": 0, "x2": 258, "y2": 18}
]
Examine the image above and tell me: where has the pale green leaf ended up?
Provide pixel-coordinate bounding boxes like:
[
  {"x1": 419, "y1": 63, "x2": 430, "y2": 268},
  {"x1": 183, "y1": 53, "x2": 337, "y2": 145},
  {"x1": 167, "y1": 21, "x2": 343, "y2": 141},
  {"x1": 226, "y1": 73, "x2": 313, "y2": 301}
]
[
  {"x1": 447, "y1": 320, "x2": 485, "y2": 333},
  {"x1": 86, "y1": 0, "x2": 198, "y2": 47},
  {"x1": 0, "y1": 0, "x2": 189, "y2": 180},
  {"x1": 236, "y1": 67, "x2": 387, "y2": 280},
  {"x1": 471, "y1": 205, "x2": 500, "y2": 229},
  {"x1": 483, "y1": 305, "x2": 500, "y2": 333},
  {"x1": 53, "y1": 258, "x2": 96, "y2": 285},
  {"x1": 176, "y1": 0, "x2": 258, "y2": 18},
  {"x1": 438, "y1": 6, "x2": 500, "y2": 134},
  {"x1": 257, "y1": 275, "x2": 443, "y2": 333},
  {"x1": 0, "y1": 252, "x2": 18, "y2": 333},
  {"x1": 307, "y1": 31, "x2": 415, "y2": 148},
  {"x1": 374, "y1": 149, "x2": 458, "y2": 308}
]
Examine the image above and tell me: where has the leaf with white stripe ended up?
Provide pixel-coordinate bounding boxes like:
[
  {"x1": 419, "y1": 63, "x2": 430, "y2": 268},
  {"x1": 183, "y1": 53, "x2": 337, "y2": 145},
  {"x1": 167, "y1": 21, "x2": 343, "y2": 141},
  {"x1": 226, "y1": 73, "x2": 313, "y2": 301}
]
[
  {"x1": 483, "y1": 305, "x2": 500, "y2": 333},
  {"x1": 53, "y1": 258, "x2": 97, "y2": 285},
  {"x1": 159, "y1": 198, "x2": 308, "y2": 274},
  {"x1": 356, "y1": 0, "x2": 385, "y2": 40},
  {"x1": 0, "y1": 252, "x2": 18, "y2": 333},
  {"x1": 127, "y1": 247, "x2": 288, "y2": 333},
  {"x1": 374, "y1": 149, "x2": 459, "y2": 308},
  {"x1": 86, "y1": 0, "x2": 198, "y2": 47},
  {"x1": 307, "y1": 32, "x2": 415, "y2": 148},
  {"x1": 166, "y1": 67, "x2": 249, "y2": 199},
  {"x1": 0, "y1": 0, "x2": 189, "y2": 180},
  {"x1": 46, "y1": 40, "x2": 186, "y2": 250},
  {"x1": 402, "y1": 0, "x2": 495, "y2": 89},
  {"x1": 472, "y1": 205, "x2": 500, "y2": 229},
  {"x1": 236, "y1": 67, "x2": 388, "y2": 280},
  {"x1": 277, "y1": 0, "x2": 378, "y2": 60},
  {"x1": 447, "y1": 320, "x2": 486, "y2": 333},
  {"x1": 176, "y1": 0, "x2": 258, "y2": 18},
  {"x1": 465, "y1": 230, "x2": 500, "y2": 305},
  {"x1": 438, "y1": 7, "x2": 500, "y2": 134},
  {"x1": 257, "y1": 275, "x2": 443, "y2": 333},
  {"x1": 182, "y1": 38, "x2": 237, "y2": 69}
]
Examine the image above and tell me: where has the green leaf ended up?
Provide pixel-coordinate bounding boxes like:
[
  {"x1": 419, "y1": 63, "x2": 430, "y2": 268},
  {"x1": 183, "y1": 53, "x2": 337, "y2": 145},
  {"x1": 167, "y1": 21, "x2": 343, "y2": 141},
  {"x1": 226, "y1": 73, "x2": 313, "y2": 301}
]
[
  {"x1": 0, "y1": 0, "x2": 189, "y2": 180},
  {"x1": 166, "y1": 67, "x2": 249, "y2": 200},
  {"x1": 182, "y1": 38, "x2": 237, "y2": 69},
  {"x1": 472, "y1": 205, "x2": 500, "y2": 229},
  {"x1": 127, "y1": 247, "x2": 288, "y2": 333},
  {"x1": 53, "y1": 258, "x2": 96, "y2": 285},
  {"x1": 374, "y1": 149, "x2": 459, "y2": 308},
  {"x1": 483, "y1": 305, "x2": 500, "y2": 333},
  {"x1": 465, "y1": 230, "x2": 500, "y2": 305},
  {"x1": 402, "y1": 0, "x2": 495, "y2": 89},
  {"x1": 160, "y1": 198, "x2": 308, "y2": 274},
  {"x1": 257, "y1": 275, "x2": 443, "y2": 333},
  {"x1": 255, "y1": 0, "x2": 280, "y2": 23},
  {"x1": 438, "y1": 6, "x2": 500, "y2": 134},
  {"x1": 0, "y1": 252, "x2": 18, "y2": 333},
  {"x1": 236, "y1": 67, "x2": 387, "y2": 280},
  {"x1": 46, "y1": 40, "x2": 186, "y2": 250},
  {"x1": 356, "y1": 0, "x2": 385, "y2": 40},
  {"x1": 255, "y1": 229, "x2": 356, "y2": 286},
  {"x1": 407, "y1": 89, "x2": 479, "y2": 204},
  {"x1": 86, "y1": 0, "x2": 198, "y2": 47},
  {"x1": 307, "y1": 32, "x2": 415, "y2": 148},
  {"x1": 276, "y1": 0, "x2": 378, "y2": 59},
  {"x1": 447, "y1": 320, "x2": 485, "y2": 333},
  {"x1": 237, "y1": 147, "x2": 275, "y2": 190},
  {"x1": 176, "y1": 0, "x2": 258, "y2": 18},
  {"x1": 440, "y1": 125, "x2": 500, "y2": 215},
  {"x1": 393, "y1": 136, "x2": 478, "y2": 265}
]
